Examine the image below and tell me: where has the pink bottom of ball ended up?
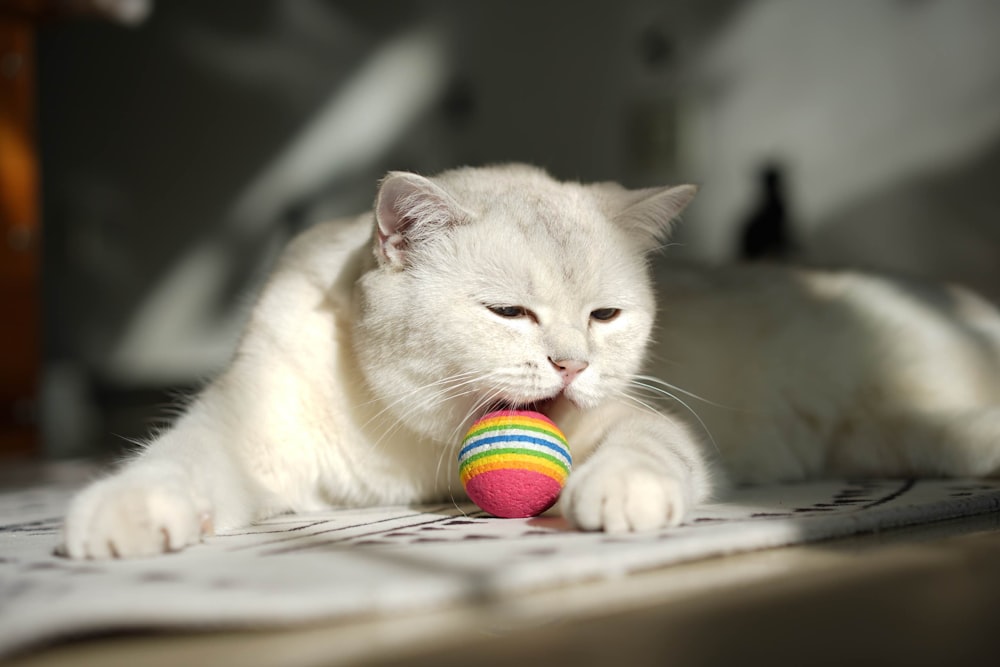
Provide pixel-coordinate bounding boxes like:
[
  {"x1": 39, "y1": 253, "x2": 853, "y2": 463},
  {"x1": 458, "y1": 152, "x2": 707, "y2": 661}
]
[{"x1": 465, "y1": 469, "x2": 564, "y2": 518}]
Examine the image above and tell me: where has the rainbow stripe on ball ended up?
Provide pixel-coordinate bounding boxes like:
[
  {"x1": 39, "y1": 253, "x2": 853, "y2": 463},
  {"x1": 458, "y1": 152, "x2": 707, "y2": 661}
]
[
  {"x1": 458, "y1": 410, "x2": 571, "y2": 517},
  {"x1": 458, "y1": 410, "x2": 571, "y2": 486}
]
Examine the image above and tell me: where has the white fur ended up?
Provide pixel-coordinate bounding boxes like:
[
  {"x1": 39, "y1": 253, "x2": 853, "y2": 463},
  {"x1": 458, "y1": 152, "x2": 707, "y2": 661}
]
[{"x1": 61, "y1": 165, "x2": 1000, "y2": 558}]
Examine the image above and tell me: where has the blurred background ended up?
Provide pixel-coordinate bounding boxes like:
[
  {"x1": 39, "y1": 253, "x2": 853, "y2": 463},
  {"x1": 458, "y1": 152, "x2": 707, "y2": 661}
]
[{"x1": 2, "y1": 0, "x2": 999, "y2": 461}]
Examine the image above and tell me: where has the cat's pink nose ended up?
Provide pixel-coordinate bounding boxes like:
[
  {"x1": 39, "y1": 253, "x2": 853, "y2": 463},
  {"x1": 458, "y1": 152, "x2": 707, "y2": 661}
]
[{"x1": 549, "y1": 358, "x2": 589, "y2": 385}]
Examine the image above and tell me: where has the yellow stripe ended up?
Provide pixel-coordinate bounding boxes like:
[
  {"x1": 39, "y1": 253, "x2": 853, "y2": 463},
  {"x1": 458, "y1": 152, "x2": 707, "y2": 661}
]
[{"x1": 460, "y1": 454, "x2": 568, "y2": 486}]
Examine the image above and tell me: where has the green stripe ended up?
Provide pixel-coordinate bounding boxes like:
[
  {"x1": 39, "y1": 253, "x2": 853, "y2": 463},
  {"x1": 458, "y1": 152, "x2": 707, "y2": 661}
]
[
  {"x1": 463, "y1": 422, "x2": 568, "y2": 447},
  {"x1": 458, "y1": 447, "x2": 570, "y2": 474}
]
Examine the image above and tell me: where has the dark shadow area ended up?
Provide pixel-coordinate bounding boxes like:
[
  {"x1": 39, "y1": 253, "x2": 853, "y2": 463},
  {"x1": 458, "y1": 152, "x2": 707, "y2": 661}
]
[
  {"x1": 32, "y1": 0, "x2": 745, "y2": 459},
  {"x1": 737, "y1": 162, "x2": 797, "y2": 262}
]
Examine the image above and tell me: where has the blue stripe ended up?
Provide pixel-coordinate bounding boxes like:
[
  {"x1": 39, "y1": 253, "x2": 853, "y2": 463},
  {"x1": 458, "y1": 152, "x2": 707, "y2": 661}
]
[{"x1": 459, "y1": 434, "x2": 570, "y2": 460}]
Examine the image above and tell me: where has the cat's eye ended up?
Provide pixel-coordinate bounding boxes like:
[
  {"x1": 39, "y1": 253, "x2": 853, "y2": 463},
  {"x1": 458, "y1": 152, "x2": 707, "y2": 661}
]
[
  {"x1": 590, "y1": 308, "x2": 621, "y2": 322},
  {"x1": 488, "y1": 305, "x2": 529, "y2": 319}
]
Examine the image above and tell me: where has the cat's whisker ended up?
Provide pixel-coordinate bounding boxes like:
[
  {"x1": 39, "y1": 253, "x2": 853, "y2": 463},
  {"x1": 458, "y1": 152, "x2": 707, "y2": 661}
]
[
  {"x1": 435, "y1": 386, "x2": 508, "y2": 513},
  {"x1": 611, "y1": 389, "x2": 669, "y2": 421},
  {"x1": 439, "y1": 387, "x2": 503, "y2": 459},
  {"x1": 355, "y1": 377, "x2": 485, "y2": 463},
  {"x1": 645, "y1": 240, "x2": 686, "y2": 256},
  {"x1": 355, "y1": 371, "x2": 482, "y2": 426},
  {"x1": 363, "y1": 370, "x2": 509, "y2": 463},
  {"x1": 435, "y1": 384, "x2": 516, "y2": 498},
  {"x1": 358, "y1": 371, "x2": 486, "y2": 436},
  {"x1": 360, "y1": 370, "x2": 482, "y2": 406},
  {"x1": 633, "y1": 374, "x2": 734, "y2": 410},
  {"x1": 626, "y1": 379, "x2": 721, "y2": 455}
]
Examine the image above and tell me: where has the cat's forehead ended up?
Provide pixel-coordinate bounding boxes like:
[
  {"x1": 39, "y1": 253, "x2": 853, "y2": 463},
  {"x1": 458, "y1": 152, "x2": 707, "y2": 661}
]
[
  {"x1": 470, "y1": 186, "x2": 618, "y2": 255},
  {"x1": 438, "y1": 165, "x2": 606, "y2": 225},
  {"x1": 447, "y1": 197, "x2": 645, "y2": 306},
  {"x1": 426, "y1": 166, "x2": 650, "y2": 301},
  {"x1": 475, "y1": 184, "x2": 609, "y2": 238},
  {"x1": 498, "y1": 190, "x2": 599, "y2": 238}
]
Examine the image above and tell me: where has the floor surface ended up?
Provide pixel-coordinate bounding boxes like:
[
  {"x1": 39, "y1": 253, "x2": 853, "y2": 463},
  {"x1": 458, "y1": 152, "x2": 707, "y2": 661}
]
[{"x1": 7, "y1": 509, "x2": 1000, "y2": 667}]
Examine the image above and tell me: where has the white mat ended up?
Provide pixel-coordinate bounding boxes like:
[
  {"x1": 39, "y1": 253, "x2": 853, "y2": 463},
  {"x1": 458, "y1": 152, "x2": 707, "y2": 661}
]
[{"x1": 2, "y1": 471, "x2": 1000, "y2": 658}]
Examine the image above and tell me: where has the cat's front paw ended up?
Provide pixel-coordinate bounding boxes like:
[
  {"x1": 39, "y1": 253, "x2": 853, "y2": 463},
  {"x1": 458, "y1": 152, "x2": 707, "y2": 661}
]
[
  {"x1": 61, "y1": 470, "x2": 212, "y2": 559},
  {"x1": 562, "y1": 458, "x2": 688, "y2": 533}
]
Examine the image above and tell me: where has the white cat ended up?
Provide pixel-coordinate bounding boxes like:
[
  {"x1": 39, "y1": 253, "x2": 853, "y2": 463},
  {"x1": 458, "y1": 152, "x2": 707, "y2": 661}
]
[{"x1": 61, "y1": 164, "x2": 1000, "y2": 559}]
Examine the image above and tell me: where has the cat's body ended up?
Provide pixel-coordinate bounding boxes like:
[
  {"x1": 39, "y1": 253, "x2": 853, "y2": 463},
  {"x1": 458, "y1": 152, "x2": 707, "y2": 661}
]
[
  {"x1": 652, "y1": 262, "x2": 1000, "y2": 482},
  {"x1": 61, "y1": 165, "x2": 1000, "y2": 559}
]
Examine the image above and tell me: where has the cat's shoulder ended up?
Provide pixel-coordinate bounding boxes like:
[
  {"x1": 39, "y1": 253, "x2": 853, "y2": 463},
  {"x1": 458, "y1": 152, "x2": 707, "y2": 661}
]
[
  {"x1": 277, "y1": 214, "x2": 373, "y2": 279},
  {"x1": 245, "y1": 214, "x2": 372, "y2": 331}
]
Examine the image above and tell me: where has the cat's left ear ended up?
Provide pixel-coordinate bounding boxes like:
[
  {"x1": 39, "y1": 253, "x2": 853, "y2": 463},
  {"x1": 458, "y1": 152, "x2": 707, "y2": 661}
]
[
  {"x1": 374, "y1": 171, "x2": 470, "y2": 268},
  {"x1": 615, "y1": 184, "x2": 698, "y2": 250}
]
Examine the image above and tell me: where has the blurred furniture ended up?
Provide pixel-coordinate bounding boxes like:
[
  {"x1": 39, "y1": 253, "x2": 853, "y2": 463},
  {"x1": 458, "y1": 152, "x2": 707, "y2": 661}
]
[
  {"x1": 0, "y1": 0, "x2": 151, "y2": 458},
  {"x1": 0, "y1": 4, "x2": 39, "y2": 458}
]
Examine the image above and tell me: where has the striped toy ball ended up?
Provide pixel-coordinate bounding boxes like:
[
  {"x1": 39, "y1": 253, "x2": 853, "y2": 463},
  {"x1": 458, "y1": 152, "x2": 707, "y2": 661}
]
[{"x1": 458, "y1": 410, "x2": 571, "y2": 518}]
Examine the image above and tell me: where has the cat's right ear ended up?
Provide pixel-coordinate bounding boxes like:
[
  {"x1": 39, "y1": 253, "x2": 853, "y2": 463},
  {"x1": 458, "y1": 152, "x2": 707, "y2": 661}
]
[{"x1": 374, "y1": 172, "x2": 470, "y2": 268}]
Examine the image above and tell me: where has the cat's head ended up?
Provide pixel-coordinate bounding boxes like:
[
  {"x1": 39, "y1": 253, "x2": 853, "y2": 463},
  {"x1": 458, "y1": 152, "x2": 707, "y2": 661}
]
[{"x1": 353, "y1": 164, "x2": 695, "y2": 444}]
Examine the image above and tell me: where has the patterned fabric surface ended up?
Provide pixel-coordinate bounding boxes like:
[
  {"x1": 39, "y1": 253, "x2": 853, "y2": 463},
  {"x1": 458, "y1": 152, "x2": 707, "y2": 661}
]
[{"x1": 2, "y1": 471, "x2": 1000, "y2": 657}]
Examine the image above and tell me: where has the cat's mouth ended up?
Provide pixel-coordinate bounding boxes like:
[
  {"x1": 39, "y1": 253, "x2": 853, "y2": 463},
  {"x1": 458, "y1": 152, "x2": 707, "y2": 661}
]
[{"x1": 486, "y1": 393, "x2": 562, "y2": 417}]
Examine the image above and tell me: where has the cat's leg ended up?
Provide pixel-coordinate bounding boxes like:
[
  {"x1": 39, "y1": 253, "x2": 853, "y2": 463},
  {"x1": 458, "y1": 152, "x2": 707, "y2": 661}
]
[
  {"x1": 826, "y1": 407, "x2": 1000, "y2": 478},
  {"x1": 560, "y1": 402, "x2": 714, "y2": 533},
  {"x1": 61, "y1": 240, "x2": 355, "y2": 559},
  {"x1": 60, "y1": 389, "x2": 265, "y2": 559}
]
